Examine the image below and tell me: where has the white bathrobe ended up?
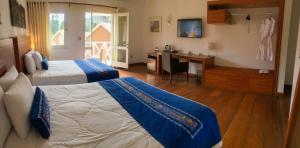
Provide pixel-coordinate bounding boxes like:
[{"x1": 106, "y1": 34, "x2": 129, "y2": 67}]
[{"x1": 257, "y1": 17, "x2": 276, "y2": 62}]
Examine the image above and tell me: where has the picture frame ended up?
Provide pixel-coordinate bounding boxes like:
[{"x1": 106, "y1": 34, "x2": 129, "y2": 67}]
[
  {"x1": 149, "y1": 16, "x2": 162, "y2": 33},
  {"x1": 9, "y1": 0, "x2": 26, "y2": 28}
]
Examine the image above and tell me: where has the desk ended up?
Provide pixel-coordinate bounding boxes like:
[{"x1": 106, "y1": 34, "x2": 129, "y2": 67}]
[{"x1": 147, "y1": 52, "x2": 215, "y2": 83}]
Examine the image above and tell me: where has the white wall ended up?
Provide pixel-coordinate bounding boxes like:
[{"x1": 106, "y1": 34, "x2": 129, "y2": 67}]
[
  {"x1": 45, "y1": 0, "x2": 145, "y2": 63},
  {"x1": 278, "y1": 0, "x2": 294, "y2": 93},
  {"x1": 0, "y1": 0, "x2": 28, "y2": 39},
  {"x1": 285, "y1": 0, "x2": 300, "y2": 84},
  {"x1": 49, "y1": 3, "x2": 85, "y2": 60},
  {"x1": 142, "y1": 0, "x2": 279, "y2": 74}
]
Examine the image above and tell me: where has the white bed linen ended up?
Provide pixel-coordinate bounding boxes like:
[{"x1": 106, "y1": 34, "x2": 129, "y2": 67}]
[
  {"x1": 29, "y1": 60, "x2": 87, "y2": 86},
  {"x1": 4, "y1": 83, "x2": 222, "y2": 148},
  {"x1": 4, "y1": 83, "x2": 162, "y2": 148}
]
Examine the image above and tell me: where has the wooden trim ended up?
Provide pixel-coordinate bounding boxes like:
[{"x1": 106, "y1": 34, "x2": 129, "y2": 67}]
[
  {"x1": 207, "y1": 0, "x2": 280, "y2": 9},
  {"x1": 0, "y1": 64, "x2": 6, "y2": 77},
  {"x1": 273, "y1": 0, "x2": 285, "y2": 96},
  {"x1": 284, "y1": 68, "x2": 300, "y2": 147},
  {"x1": 0, "y1": 38, "x2": 15, "y2": 76},
  {"x1": 48, "y1": 2, "x2": 118, "y2": 9},
  {"x1": 11, "y1": 36, "x2": 31, "y2": 73}
]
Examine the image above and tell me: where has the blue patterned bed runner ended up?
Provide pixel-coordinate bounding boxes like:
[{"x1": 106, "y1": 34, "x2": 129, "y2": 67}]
[
  {"x1": 74, "y1": 58, "x2": 119, "y2": 82},
  {"x1": 98, "y1": 77, "x2": 221, "y2": 148}
]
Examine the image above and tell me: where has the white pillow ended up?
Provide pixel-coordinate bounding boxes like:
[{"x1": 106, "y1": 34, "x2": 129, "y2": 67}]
[
  {"x1": 0, "y1": 87, "x2": 12, "y2": 148},
  {"x1": 0, "y1": 65, "x2": 18, "y2": 91},
  {"x1": 32, "y1": 51, "x2": 43, "y2": 70},
  {"x1": 24, "y1": 51, "x2": 36, "y2": 74},
  {"x1": 4, "y1": 73, "x2": 34, "y2": 139}
]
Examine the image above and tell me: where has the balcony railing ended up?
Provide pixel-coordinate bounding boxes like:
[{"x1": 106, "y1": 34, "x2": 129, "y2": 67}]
[{"x1": 85, "y1": 41, "x2": 111, "y2": 65}]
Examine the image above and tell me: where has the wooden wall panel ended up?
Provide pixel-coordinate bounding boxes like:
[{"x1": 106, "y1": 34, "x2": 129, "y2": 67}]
[
  {"x1": 12, "y1": 36, "x2": 31, "y2": 73},
  {"x1": 204, "y1": 66, "x2": 274, "y2": 95},
  {"x1": 0, "y1": 38, "x2": 15, "y2": 77}
]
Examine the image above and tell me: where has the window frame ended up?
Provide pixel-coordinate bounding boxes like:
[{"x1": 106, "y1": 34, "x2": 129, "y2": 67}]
[{"x1": 49, "y1": 12, "x2": 65, "y2": 48}]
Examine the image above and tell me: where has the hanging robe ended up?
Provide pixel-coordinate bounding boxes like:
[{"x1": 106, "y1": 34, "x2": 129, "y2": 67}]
[{"x1": 257, "y1": 17, "x2": 276, "y2": 62}]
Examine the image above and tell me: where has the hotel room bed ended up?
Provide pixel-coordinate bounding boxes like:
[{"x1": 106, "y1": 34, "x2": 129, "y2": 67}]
[
  {"x1": 3, "y1": 77, "x2": 222, "y2": 148},
  {"x1": 0, "y1": 36, "x2": 118, "y2": 86},
  {"x1": 29, "y1": 58, "x2": 119, "y2": 86}
]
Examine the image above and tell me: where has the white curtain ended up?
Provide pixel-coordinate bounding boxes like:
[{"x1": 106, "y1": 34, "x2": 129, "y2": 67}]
[{"x1": 27, "y1": 1, "x2": 50, "y2": 58}]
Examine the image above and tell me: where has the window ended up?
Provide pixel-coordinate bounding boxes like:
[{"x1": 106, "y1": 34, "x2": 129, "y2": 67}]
[
  {"x1": 50, "y1": 13, "x2": 64, "y2": 46},
  {"x1": 84, "y1": 12, "x2": 112, "y2": 63}
]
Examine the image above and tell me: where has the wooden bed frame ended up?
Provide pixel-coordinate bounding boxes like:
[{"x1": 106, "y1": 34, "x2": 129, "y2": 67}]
[
  {"x1": 0, "y1": 38, "x2": 15, "y2": 77},
  {"x1": 0, "y1": 36, "x2": 31, "y2": 77}
]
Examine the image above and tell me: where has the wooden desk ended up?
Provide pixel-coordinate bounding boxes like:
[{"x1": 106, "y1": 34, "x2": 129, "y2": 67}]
[
  {"x1": 171, "y1": 53, "x2": 215, "y2": 69},
  {"x1": 147, "y1": 52, "x2": 215, "y2": 82}
]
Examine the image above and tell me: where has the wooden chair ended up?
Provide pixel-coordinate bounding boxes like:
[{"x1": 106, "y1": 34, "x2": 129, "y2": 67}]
[{"x1": 161, "y1": 51, "x2": 189, "y2": 85}]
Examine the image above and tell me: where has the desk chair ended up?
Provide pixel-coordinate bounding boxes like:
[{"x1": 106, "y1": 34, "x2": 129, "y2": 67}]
[{"x1": 161, "y1": 51, "x2": 189, "y2": 85}]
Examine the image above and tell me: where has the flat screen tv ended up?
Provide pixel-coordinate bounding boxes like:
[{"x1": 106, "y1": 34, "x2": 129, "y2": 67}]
[{"x1": 177, "y1": 19, "x2": 202, "y2": 38}]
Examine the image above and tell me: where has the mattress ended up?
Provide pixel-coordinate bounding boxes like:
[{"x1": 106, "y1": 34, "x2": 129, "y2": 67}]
[
  {"x1": 4, "y1": 83, "x2": 162, "y2": 148},
  {"x1": 29, "y1": 59, "x2": 119, "y2": 86},
  {"x1": 4, "y1": 80, "x2": 222, "y2": 148},
  {"x1": 30, "y1": 60, "x2": 87, "y2": 86}
]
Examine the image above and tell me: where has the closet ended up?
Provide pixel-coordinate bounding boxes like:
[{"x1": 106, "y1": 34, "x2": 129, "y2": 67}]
[{"x1": 205, "y1": 0, "x2": 285, "y2": 95}]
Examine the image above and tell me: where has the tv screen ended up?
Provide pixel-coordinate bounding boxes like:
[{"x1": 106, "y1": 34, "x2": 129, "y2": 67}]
[{"x1": 177, "y1": 19, "x2": 203, "y2": 38}]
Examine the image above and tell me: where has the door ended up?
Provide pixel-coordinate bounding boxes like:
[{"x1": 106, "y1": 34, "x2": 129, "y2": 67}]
[
  {"x1": 112, "y1": 13, "x2": 129, "y2": 69},
  {"x1": 284, "y1": 20, "x2": 300, "y2": 148},
  {"x1": 85, "y1": 12, "x2": 113, "y2": 65}
]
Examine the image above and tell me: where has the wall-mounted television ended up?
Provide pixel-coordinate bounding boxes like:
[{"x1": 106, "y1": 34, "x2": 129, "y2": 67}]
[{"x1": 177, "y1": 18, "x2": 203, "y2": 38}]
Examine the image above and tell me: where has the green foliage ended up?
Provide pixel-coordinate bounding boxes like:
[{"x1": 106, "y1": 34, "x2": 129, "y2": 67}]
[{"x1": 50, "y1": 14, "x2": 64, "y2": 37}]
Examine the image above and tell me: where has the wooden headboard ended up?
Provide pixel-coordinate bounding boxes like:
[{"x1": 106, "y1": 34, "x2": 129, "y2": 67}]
[
  {"x1": 12, "y1": 36, "x2": 31, "y2": 73},
  {"x1": 0, "y1": 38, "x2": 15, "y2": 77},
  {"x1": 0, "y1": 36, "x2": 31, "y2": 77}
]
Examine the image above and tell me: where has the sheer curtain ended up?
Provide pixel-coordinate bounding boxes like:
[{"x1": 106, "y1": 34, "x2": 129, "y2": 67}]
[{"x1": 27, "y1": 1, "x2": 50, "y2": 58}]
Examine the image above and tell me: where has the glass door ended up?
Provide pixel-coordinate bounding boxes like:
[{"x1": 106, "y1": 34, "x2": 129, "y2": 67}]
[
  {"x1": 112, "y1": 13, "x2": 129, "y2": 69},
  {"x1": 85, "y1": 12, "x2": 112, "y2": 65}
]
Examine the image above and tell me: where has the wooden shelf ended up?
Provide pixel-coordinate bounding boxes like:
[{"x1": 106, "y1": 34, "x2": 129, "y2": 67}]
[
  {"x1": 208, "y1": 0, "x2": 280, "y2": 9},
  {"x1": 207, "y1": 10, "x2": 232, "y2": 24},
  {"x1": 207, "y1": 0, "x2": 280, "y2": 24},
  {"x1": 204, "y1": 66, "x2": 274, "y2": 95}
]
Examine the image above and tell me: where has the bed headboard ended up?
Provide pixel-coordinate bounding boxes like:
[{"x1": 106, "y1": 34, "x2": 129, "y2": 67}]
[
  {"x1": 12, "y1": 36, "x2": 31, "y2": 73},
  {"x1": 0, "y1": 36, "x2": 31, "y2": 77},
  {"x1": 0, "y1": 38, "x2": 15, "y2": 77}
]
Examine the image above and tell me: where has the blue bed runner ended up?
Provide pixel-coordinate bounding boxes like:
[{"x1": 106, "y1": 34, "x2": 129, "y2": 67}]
[
  {"x1": 74, "y1": 58, "x2": 119, "y2": 82},
  {"x1": 98, "y1": 77, "x2": 221, "y2": 148}
]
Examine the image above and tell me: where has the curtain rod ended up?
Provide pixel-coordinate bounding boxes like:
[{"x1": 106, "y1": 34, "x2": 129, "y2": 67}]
[{"x1": 47, "y1": 2, "x2": 118, "y2": 9}]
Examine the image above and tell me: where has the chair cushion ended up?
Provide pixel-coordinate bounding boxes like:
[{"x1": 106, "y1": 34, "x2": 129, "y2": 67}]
[
  {"x1": 0, "y1": 65, "x2": 18, "y2": 91},
  {"x1": 0, "y1": 87, "x2": 12, "y2": 148},
  {"x1": 31, "y1": 87, "x2": 51, "y2": 139},
  {"x1": 4, "y1": 73, "x2": 34, "y2": 139}
]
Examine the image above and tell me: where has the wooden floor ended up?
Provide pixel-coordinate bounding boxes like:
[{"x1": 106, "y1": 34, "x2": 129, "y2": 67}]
[{"x1": 117, "y1": 64, "x2": 290, "y2": 148}]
